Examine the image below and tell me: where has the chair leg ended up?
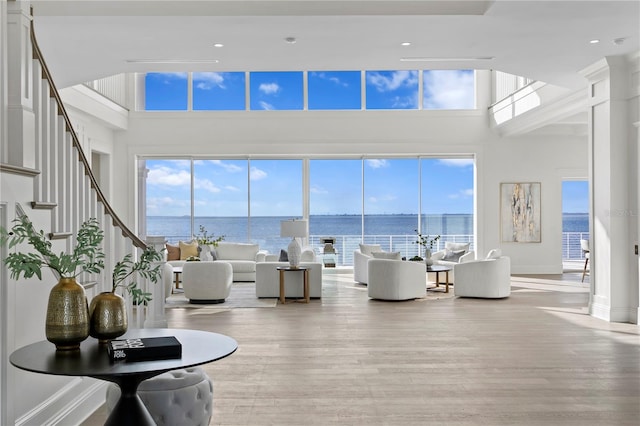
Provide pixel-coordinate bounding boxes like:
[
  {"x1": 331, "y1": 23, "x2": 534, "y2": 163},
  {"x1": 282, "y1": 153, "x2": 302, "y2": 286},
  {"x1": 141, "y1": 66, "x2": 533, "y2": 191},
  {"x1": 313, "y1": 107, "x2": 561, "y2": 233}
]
[{"x1": 581, "y1": 258, "x2": 589, "y2": 282}]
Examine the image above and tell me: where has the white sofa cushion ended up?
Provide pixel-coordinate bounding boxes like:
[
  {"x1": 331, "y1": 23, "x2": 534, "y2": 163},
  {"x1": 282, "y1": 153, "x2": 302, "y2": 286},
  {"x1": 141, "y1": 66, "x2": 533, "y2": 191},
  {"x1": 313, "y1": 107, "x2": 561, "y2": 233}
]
[{"x1": 215, "y1": 242, "x2": 260, "y2": 260}]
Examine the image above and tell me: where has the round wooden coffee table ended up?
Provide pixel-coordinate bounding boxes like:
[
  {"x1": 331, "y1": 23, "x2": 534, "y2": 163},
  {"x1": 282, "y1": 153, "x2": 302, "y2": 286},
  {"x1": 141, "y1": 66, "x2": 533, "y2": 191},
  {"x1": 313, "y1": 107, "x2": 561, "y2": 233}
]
[{"x1": 427, "y1": 265, "x2": 453, "y2": 293}]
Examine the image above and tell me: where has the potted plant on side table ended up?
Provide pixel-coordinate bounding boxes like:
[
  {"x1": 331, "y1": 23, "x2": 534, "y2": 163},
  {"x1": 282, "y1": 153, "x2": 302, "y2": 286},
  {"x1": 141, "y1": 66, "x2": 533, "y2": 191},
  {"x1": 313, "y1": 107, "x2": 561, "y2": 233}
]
[
  {"x1": 89, "y1": 246, "x2": 163, "y2": 344},
  {"x1": 414, "y1": 229, "x2": 441, "y2": 266},
  {"x1": 195, "y1": 225, "x2": 225, "y2": 260},
  {"x1": 1, "y1": 215, "x2": 104, "y2": 351}
]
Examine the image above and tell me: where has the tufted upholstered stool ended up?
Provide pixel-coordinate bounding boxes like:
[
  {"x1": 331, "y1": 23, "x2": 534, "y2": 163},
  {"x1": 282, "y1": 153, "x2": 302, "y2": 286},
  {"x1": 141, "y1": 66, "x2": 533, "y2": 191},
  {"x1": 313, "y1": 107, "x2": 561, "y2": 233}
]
[{"x1": 106, "y1": 367, "x2": 213, "y2": 426}]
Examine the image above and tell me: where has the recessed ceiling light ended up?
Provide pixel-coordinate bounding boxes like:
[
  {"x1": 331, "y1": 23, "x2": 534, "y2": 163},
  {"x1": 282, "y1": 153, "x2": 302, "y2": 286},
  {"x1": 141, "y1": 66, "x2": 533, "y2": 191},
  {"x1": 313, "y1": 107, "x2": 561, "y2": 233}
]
[
  {"x1": 125, "y1": 59, "x2": 220, "y2": 64},
  {"x1": 401, "y1": 42, "x2": 412, "y2": 46},
  {"x1": 589, "y1": 39, "x2": 600, "y2": 44},
  {"x1": 285, "y1": 37, "x2": 297, "y2": 44},
  {"x1": 400, "y1": 56, "x2": 494, "y2": 62},
  {"x1": 213, "y1": 43, "x2": 224, "y2": 48}
]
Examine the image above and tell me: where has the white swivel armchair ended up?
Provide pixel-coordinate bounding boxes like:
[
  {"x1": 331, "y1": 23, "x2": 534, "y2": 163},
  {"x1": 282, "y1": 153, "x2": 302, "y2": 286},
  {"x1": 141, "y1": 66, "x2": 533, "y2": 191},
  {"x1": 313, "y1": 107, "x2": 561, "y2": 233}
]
[
  {"x1": 453, "y1": 255, "x2": 511, "y2": 298},
  {"x1": 182, "y1": 261, "x2": 233, "y2": 304},
  {"x1": 367, "y1": 259, "x2": 426, "y2": 301}
]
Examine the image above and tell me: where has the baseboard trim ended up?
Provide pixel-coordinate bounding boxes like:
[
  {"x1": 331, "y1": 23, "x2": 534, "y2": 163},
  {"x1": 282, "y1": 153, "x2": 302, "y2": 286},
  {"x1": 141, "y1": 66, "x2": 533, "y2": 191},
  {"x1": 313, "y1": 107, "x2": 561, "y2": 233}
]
[
  {"x1": 15, "y1": 377, "x2": 107, "y2": 426},
  {"x1": 590, "y1": 301, "x2": 636, "y2": 323}
]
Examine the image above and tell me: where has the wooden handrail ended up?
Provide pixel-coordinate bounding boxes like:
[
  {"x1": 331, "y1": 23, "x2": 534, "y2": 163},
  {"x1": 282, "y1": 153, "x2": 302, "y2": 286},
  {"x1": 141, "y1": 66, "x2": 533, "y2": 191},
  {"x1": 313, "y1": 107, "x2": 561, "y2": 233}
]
[{"x1": 29, "y1": 14, "x2": 146, "y2": 249}]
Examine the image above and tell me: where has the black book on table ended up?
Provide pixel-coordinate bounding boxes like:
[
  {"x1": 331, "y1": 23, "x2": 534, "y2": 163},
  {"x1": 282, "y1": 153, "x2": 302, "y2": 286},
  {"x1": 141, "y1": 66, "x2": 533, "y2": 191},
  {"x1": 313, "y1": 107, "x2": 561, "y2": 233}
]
[{"x1": 107, "y1": 336, "x2": 182, "y2": 362}]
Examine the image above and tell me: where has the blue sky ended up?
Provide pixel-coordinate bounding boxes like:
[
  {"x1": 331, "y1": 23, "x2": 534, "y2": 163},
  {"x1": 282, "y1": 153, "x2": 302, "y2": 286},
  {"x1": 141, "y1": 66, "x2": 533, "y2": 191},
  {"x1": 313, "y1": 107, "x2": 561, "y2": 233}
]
[
  {"x1": 145, "y1": 158, "x2": 475, "y2": 216},
  {"x1": 145, "y1": 69, "x2": 476, "y2": 110}
]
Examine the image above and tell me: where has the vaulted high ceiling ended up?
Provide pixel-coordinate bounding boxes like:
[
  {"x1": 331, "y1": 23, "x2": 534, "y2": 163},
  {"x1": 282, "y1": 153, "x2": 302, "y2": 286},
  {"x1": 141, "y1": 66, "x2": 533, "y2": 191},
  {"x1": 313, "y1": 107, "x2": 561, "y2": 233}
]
[{"x1": 30, "y1": 0, "x2": 639, "y2": 90}]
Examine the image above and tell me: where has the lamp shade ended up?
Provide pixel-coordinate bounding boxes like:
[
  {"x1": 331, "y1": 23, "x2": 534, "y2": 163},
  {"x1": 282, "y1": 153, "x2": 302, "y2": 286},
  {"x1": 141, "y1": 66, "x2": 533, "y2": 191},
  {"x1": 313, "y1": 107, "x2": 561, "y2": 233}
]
[{"x1": 280, "y1": 219, "x2": 308, "y2": 238}]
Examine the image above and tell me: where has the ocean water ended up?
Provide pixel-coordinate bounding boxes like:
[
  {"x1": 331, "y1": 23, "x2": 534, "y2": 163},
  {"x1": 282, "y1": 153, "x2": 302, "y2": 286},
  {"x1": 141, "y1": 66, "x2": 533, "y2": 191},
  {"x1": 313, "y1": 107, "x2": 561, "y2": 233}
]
[{"x1": 147, "y1": 213, "x2": 589, "y2": 260}]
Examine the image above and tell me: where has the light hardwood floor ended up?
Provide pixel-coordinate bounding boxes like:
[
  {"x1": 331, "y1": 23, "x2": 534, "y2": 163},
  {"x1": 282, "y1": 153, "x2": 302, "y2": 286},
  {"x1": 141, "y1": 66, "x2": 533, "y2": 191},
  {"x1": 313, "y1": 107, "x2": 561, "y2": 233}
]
[{"x1": 83, "y1": 271, "x2": 639, "y2": 425}]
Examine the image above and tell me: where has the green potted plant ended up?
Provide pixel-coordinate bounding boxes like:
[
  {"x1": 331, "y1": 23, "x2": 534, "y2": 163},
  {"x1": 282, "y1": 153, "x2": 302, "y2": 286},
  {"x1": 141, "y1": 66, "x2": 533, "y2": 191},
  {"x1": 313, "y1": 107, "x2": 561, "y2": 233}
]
[
  {"x1": 89, "y1": 246, "x2": 163, "y2": 343},
  {"x1": 195, "y1": 225, "x2": 225, "y2": 260},
  {"x1": 414, "y1": 229, "x2": 441, "y2": 266},
  {"x1": 0, "y1": 214, "x2": 105, "y2": 350}
]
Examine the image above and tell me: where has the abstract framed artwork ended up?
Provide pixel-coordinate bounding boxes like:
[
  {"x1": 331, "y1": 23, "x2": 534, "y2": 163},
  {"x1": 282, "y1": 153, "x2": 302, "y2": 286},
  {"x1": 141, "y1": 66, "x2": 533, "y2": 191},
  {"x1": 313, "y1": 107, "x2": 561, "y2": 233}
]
[{"x1": 500, "y1": 182, "x2": 541, "y2": 243}]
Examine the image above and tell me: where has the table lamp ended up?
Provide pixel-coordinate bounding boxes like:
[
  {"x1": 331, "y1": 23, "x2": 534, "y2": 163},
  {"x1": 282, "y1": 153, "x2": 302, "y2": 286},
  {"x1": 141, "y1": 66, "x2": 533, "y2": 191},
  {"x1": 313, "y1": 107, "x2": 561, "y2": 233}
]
[{"x1": 280, "y1": 219, "x2": 308, "y2": 268}]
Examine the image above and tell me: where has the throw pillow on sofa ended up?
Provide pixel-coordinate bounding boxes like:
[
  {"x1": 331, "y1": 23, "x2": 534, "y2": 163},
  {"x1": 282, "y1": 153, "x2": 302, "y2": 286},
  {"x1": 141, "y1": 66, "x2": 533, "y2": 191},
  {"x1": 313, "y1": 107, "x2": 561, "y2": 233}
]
[
  {"x1": 371, "y1": 251, "x2": 402, "y2": 260},
  {"x1": 179, "y1": 240, "x2": 199, "y2": 260},
  {"x1": 166, "y1": 243, "x2": 180, "y2": 261},
  {"x1": 359, "y1": 243, "x2": 382, "y2": 256},
  {"x1": 442, "y1": 249, "x2": 466, "y2": 262},
  {"x1": 279, "y1": 249, "x2": 288, "y2": 262}
]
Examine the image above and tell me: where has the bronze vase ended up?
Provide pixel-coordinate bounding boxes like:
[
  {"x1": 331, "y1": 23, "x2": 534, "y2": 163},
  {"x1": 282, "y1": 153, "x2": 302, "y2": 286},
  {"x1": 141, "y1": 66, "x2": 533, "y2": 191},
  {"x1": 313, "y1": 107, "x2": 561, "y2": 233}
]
[
  {"x1": 89, "y1": 291, "x2": 128, "y2": 344},
  {"x1": 45, "y1": 278, "x2": 90, "y2": 351}
]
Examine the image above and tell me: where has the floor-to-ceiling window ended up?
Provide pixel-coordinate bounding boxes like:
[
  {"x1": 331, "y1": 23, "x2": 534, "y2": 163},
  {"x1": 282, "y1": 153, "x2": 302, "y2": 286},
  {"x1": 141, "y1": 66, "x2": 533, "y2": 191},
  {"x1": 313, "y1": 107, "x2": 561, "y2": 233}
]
[
  {"x1": 249, "y1": 159, "x2": 303, "y2": 252},
  {"x1": 193, "y1": 159, "x2": 248, "y2": 242},
  {"x1": 141, "y1": 156, "x2": 475, "y2": 265},
  {"x1": 309, "y1": 159, "x2": 363, "y2": 265},
  {"x1": 420, "y1": 158, "x2": 475, "y2": 253},
  {"x1": 363, "y1": 158, "x2": 420, "y2": 255}
]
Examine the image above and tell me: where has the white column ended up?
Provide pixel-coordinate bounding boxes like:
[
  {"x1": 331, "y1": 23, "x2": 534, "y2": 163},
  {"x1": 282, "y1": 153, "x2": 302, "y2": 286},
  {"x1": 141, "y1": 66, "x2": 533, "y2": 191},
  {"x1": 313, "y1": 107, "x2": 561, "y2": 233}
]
[
  {"x1": 1, "y1": 1, "x2": 8, "y2": 163},
  {"x1": 144, "y1": 236, "x2": 168, "y2": 328},
  {"x1": 581, "y1": 55, "x2": 637, "y2": 323},
  {"x1": 7, "y1": 1, "x2": 34, "y2": 168},
  {"x1": 633, "y1": 120, "x2": 640, "y2": 324}
]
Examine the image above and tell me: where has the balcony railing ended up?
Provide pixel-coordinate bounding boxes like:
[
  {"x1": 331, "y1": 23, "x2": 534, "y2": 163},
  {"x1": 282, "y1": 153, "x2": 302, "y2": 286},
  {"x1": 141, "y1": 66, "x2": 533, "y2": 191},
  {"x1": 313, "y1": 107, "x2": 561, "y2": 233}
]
[{"x1": 161, "y1": 232, "x2": 589, "y2": 266}]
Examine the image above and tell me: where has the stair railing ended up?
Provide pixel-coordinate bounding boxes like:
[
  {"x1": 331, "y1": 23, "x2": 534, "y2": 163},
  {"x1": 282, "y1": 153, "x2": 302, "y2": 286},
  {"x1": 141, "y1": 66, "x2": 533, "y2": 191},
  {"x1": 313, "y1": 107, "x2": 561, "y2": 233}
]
[{"x1": 28, "y1": 12, "x2": 165, "y2": 329}]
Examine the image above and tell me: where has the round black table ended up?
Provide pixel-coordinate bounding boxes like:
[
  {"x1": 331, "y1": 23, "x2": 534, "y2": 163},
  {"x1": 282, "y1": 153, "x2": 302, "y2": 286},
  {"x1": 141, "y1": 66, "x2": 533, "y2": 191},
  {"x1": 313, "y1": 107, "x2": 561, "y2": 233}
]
[{"x1": 10, "y1": 328, "x2": 237, "y2": 426}]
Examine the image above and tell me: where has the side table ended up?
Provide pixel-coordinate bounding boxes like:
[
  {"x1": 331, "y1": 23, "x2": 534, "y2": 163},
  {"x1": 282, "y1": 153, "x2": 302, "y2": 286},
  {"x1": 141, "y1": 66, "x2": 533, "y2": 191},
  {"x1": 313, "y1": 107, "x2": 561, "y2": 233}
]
[
  {"x1": 10, "y1": 328, "x2": 237, "y2": 426},
  {"x1": 276, "y1": 266, "x2": 310, "y2": 304},
  {"x1": 427, "y1": 265, "x2": 453, "y2": 293}
]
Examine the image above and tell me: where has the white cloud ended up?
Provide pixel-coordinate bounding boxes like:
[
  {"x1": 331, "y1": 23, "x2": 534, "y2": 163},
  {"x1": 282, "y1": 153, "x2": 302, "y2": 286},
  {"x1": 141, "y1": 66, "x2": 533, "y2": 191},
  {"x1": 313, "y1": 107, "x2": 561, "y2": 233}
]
[
  {"x1": 448, "y1": 188, "x2": 475, "y2": 199},
  {"x1": 224, "y1": 185, "x2": 240, "y2": 191},
  {"x1": 209, "y1": 160, "x2": 243, "y2": 173},
  {"x1": 195, "y1": 178, "x2": 221, "y2": 193},
  {"x1": 438, "y1": 159, "x2": 474, "y2": 167},
  {"x1": 250, "y1": 167, "x2": 267, "y2": 181},
  {"x1": 310, "y1": 185, "x2": 328, "y2": 194},
  {"x1": 391, "y1": 95, "x2": 418, "y2": 109},
  {"x1": 259, "y1": 82, "x2": 280, "y2": 95},
  {"x1": 259, "y1": 101, "x2": 274, "y2": 110},
  {"x1": 193, "y1": 72, "x2": 226, "y2": 90},
  {"x1": 147, "y1": 167, "x2": 190, "y2": 186},
  {"x1": 424, "y1": 70, "x2": 475, "y2": 109},
  {"x1": 366, "y1": 159, "x2": 389, "y2": 169},
  {"x1": 367, "y1": 71, "x2": 418, "y2": 92}
]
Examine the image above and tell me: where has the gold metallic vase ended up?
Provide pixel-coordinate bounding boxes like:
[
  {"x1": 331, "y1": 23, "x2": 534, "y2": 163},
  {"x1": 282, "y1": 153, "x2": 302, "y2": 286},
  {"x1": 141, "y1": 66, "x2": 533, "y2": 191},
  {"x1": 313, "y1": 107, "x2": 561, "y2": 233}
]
[
  {"x1": 89, "y1": 291, "x2": 128, "y2": 344},
  {"x1": 45, "y1": 278, "x2": 90, "y2": 351}
]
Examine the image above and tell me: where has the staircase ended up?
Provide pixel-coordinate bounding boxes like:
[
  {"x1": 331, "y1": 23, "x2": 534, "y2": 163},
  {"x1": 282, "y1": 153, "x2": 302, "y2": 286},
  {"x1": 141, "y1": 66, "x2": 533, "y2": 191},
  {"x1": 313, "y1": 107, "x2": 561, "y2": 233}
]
[{"x1": 1, "y1": 9, "x2": 166, "y2": 331}]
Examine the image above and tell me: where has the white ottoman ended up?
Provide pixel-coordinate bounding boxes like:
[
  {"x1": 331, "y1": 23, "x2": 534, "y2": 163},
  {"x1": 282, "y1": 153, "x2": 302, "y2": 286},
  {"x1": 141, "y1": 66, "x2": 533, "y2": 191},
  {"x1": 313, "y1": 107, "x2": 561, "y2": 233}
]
[{"x1": 106, "y1": 367, "x2": 213, "y2": 426}]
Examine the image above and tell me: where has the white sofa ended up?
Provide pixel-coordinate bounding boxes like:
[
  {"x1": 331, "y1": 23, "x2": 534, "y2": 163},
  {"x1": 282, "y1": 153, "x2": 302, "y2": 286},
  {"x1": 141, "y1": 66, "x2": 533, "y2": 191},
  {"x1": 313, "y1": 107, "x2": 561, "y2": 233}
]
[
  {"x1": 454, "y1": 255, "x2": 511, "y2": 298},
  {"x1": 367, "y1": 258, "x2": 426, "y2": 301},
  {"x1": 255, "y1": 262, "x2": 323, "y2": 299},
  {"x1": 169, "y1": 242, "x2": 267, "y2": 282},
  {"x1": 214, "y1": 242, "x2": 267, "y2": 282}
]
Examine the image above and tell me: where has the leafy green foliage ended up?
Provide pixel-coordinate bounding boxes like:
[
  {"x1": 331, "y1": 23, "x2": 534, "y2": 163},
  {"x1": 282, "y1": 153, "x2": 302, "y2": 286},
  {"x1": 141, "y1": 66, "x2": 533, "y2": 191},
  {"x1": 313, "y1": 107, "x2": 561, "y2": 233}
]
[
  {"x1": 111, "y1": 246, "x2": 163, "y2": 305},
  {"x1": 0, "y1": 215, "x2": 105, "y2": 279},
  {"x1": 414, "y1": 229, "x2": 441, "y2": 250},
  {"x1": 195, "y1": 225, "x2": 225, "y2": 246}
]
